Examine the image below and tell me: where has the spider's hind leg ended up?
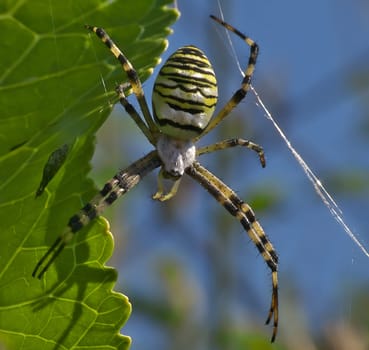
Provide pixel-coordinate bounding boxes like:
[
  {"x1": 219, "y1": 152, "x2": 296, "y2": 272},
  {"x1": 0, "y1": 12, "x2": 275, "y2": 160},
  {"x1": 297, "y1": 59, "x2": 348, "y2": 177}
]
[
  {"x1": 86, "y1": 25, "x2": 159, "y2": 138},
  {"x1": 115, "y1": 84, "x2": 156, "y2": 145},
  {"x1": 198, "y1": 16, "x2": 259, "y2": 138}
]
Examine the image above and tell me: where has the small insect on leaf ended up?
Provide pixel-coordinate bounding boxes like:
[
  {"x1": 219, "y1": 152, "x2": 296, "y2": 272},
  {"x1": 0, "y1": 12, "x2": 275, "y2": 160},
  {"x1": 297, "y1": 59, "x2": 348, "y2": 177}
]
[{"x1": 35, "y1": 143, "x2": 69, "y2": 197}]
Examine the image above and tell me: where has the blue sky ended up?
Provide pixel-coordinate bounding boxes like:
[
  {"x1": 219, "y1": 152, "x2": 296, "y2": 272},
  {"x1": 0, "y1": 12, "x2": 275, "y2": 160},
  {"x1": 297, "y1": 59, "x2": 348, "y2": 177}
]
[{"x1": 93, "y1": 0, "x2": 369, "y2": 346}]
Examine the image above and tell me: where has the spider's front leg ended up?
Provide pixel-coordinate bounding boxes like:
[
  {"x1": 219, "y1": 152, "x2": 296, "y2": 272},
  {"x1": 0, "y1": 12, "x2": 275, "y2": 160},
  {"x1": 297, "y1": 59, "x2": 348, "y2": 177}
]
[
  {"x1": 186, "y1": 161, "x2": 279, "y2": 342},
  {"x1": 32, "y1": 151, "x2": 161, "y2": 278}
]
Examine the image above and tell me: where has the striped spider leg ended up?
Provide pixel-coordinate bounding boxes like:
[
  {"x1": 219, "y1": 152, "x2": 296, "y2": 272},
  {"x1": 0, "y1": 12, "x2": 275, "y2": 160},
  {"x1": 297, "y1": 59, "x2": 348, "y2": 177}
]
[
  {"x1": 33, "y1": 15, "x2": 279, "y2": 341},
  {"x1": 186, "y1": 161, "x2": 278, "y2": 342},
  {"x1": 32, "y1": 151, "x2": 161, "y2": 278}
]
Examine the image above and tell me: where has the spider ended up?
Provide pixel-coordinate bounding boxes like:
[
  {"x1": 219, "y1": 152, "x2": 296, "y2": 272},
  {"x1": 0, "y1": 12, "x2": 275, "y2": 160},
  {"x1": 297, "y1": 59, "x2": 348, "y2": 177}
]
[{"x1": 32, "y1": 15, "x2": 279, "y2": 341}]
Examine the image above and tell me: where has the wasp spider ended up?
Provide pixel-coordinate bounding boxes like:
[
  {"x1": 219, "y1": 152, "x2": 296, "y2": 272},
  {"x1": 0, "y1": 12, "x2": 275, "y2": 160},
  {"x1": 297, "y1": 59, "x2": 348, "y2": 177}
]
[{"x1": 33, "y1": 15, "x2": 279, "y2": 341}]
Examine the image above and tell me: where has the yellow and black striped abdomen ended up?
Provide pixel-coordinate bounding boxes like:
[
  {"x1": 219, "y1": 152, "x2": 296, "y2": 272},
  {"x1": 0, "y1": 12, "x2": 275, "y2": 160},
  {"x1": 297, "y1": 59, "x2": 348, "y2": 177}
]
[{"x1": 152, "y1": 45, "x2": 218, "y2": 140}]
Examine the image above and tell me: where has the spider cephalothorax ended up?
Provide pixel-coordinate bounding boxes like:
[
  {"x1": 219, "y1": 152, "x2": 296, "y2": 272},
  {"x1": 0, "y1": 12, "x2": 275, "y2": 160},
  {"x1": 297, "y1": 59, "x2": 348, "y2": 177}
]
[{"x1": 33, "y1": 15, "x2": 279, "y2": 342}]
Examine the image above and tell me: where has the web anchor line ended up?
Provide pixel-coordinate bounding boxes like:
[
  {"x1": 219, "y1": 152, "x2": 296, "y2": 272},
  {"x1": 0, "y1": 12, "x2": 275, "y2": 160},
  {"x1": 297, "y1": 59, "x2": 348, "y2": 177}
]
[
  {"x1": 251, "y1": 85, "x2": 369, "y2": 259},
  {"x1": 215, "y1": 1, "x2": 369, "y2": 258}
]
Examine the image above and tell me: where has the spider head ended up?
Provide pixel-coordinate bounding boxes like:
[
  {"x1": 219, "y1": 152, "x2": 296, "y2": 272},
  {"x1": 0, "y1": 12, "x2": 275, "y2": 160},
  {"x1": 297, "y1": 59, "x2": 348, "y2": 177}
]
[{"x1": 156, "y1": 134, "x2": 196, "y2": 177}]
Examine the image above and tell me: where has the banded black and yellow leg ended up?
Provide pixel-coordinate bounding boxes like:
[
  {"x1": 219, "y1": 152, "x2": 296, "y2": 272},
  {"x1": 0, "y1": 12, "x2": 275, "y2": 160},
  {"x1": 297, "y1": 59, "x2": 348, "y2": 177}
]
[
  {"x1": 85, "y1": 25, "x2": 160, "y2": 138},
  {"x1": 186, "y1": 161, "x2": 278, "y2": 342},
  {"x1": 198, "y1": 15, "x2": 259, "y2": 139},
  {"x1": 115, "y1": 84, "x2": 155, "y2": 145},
  {"x1": 197, "y1": 138, "x2": 266, "y2": 168},
  {"x1": 32, "y1": 151, "x2": 162, "y2": 279}
]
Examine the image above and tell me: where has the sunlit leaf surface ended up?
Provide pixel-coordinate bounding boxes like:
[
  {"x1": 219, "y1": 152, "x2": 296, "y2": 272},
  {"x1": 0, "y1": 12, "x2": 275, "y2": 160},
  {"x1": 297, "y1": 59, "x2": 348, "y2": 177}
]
[{"x1": 0, "y1": 0, "x2": 178, "y2": 348}]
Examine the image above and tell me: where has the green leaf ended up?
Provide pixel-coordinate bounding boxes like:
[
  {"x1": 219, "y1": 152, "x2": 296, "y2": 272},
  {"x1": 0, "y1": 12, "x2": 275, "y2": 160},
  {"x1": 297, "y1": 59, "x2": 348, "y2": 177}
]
[
  {"x1": 36, "y1": 143, "x2": 70, "y2": 197},
  {"x1": 0, "y1": 1, "x2": 179, "y2": 349}
]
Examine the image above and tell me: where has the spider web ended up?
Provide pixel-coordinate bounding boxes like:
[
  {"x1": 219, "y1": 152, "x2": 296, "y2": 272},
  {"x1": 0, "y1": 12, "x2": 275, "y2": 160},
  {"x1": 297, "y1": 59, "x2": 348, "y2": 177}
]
[{"x1": 215, "y1": 1, "x2": 369, "y2": 260}]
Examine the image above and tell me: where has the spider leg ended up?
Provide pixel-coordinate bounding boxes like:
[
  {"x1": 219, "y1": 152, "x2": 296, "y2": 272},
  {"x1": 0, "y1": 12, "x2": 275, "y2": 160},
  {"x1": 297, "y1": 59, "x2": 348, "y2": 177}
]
[
  {"x1": 32, "y1": 151, "x2": 161, "y2": 279},
  {"x1": 198, "y1": 16, "x2": 258, "y2": 139},
  {"x1": 85, "y1": 25, "x2": 160, "y2": 140},
  {"x1": 186, "y1": 161, "x2": 278, "y2": 342},
  {"x1": 116, "y1": 85, "x2": 156, "y2": 145},
  {"x1": 197, "y1": 138, "x2": 265, "y2": 168}
]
